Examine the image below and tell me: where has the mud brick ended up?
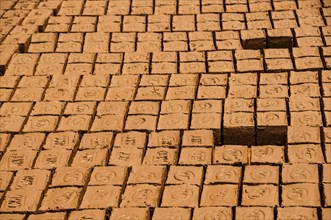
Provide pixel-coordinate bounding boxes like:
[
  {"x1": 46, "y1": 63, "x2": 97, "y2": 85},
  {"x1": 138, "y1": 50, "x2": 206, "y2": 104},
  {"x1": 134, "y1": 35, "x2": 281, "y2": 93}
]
[
  {"x1": 0, "y1": 76, "x2": 19, "y2": 88},
  {"x1": 70, "y1": 210, "x2": 105, "y2": 220},
  {"x1": 128, "y1": 165, "x2": 166, "y2": 185},
  {"x1": 237, "y1": 207, "x2": 274, "y2": 220},
  {"x1": 83, "y1": 1, "x2": 106, "y2": 15},
  {"x1": 0, "y1": 89, "x2": 13, "y2": 102},
  {"x1": 44, "y1": 86, "x2": 76, "y2": 101},
  {"x1": 0, "y1": 171, "x2": 13, "y2": 190},
  {"x1": 135, "y1": 87, "x2": 166, "y2": 100},
  {"x1": 288, "y1": 126, "x2": 321, "y2": 144},
  {"x1": 153, "y1": 208, "x2": 191, "y2": 220},
  {"x1": 0, "y1": 150, "x2": 36, "y2": 171},
  {"x1": 0, "y1": 189, "x2": 42, "y2": 212},
  {"x1": 94, "y1": 63, "x2": 121, "y2": 75},
  {"x1": 0, "y1": 116, "x2": 25, "y2": 132},
  {"x1": 182, "y1": 130, "x2": 214, "y2": 147},
  {"x1": 29, "y1": 212, "x2": 67, "y2": 220},
  {"x1": 180, "y1": 62, "x2": 206, "y2": 74},
  {"x1": 295, "y1": 57, "x2": 323, "y2": 70},
  {"x1": 23, "y1": 116, "x2": 58, "y2": 132},
  {"x1": 28, "y1": 42, "x2": 56, "y2": 53},
  {"x1": 191, "y1": 113, "x2": 222, "y2": 129},
  {"x1": 111, "y1": 42, "x2": 135, "y2": 52},
  {"x1": 236, "y1": 59, "x2": 264, "y2": 72},
  {"x1": 64, "y1": 102, "x2": 96, "y2": 115},
  {"x1": 260, "y1": 72, "x2": 288, "y2": 85},
  {"x1": 75, "y1": 87, "x2": 106, "y2": 102},
  {"x1": 50, "y1": 75, "x2": 80, "y2": 87},
  {"x1": 148, "y1": 15, "x2": 171, "y2": 32},
  {"x1": 214, "y1": 145, "x2": 248, "y2": 164},
  {"x1": 172, "y1": 15, "x2": 195, "y2": 31},
  {"x1": 282, "y1": 164, "x2": 318, "y2": 184},
  {"x1": 40, "y1": 187, "x2": 81, "y2": 211},
  {"x1": 160, "y1": 100, "x2": 190, "y2": 114},
  {"x1": 0, "y1": 134, "x2": 10, "y2": 152},
  {"x1": 196, "y1": 14, "x2": 221, "y2": 31},
  {"x1": 57, "y1": 115, "x2": 91, "y2": 131},
  {"x1": 257, "y1": 112, "x2": 287, "y2": 145},
  {"x1": 96, "y1": 53, "x2": 123, "y2": 64},
  {"x1": 158, "y1": 113, "x2": 189, "y2": 130},
  {"x1": 223, "y1": 112, "x2": 254, "y2": 144},
  {"x1": 124, "y1": 52, "x2": 149, "y2": 64},
  {"x1": 58, "y1": 1, "x2": 84, "y2": 15},
  {"x1": 264, "y1": 49, "x2": 291, "y2": 59},
  {"x1": 89, "y1": 166, "x2": 128, "y2": 186},
  {"x1": 123, "y1": 16, "x2": 146, "y2": 32},
  {"x1": 18, "y1": 76, "x2": 49, "y2": 88},
  {"x1": 44, "y1": 132, "x2": 79, "y2": 150},
  {"x1": 11, "y1": 88, "x2": 44, "y2": 102},
  {"x1": 148, "y1": 130, "x2": 180, "y2": 148},
  {"x1": 125, "y1": 115, "x2": 157, "y2": 131},
  {"x1": 208, "y1": 61, "x2": 235, "y2": 73},
  {"x1": 72, "y1": 149, "x2": 108, "y2": 167},
  {"x1": 229, "y1": 73, "x2": 258, "y2": 86},
  {"x1": 282, "y1": 183, "x2": 320, "y2": 207},
  {"x1": 223, "y1": 20, "x2": 245, "y2": 30},
  {"x1": 291, "y1": 111, "x2": 322, "y2": 127},
  {"x1": 143, "y1": 148, "x2": 178, "y2": 165},
  {"x1": 216, "y1": 39, "x2": 242, "y2": 50},
  {"x1": 11, "y1": 169, "x2": 49, "y2": 191},
  {"x1": 241, "y1": 30, "x2": 266, "y2": 49},
  {"x1": 161, "y1": 185, "x2": 200, "y2": 207},
  {"x1": 95, "y1": 87, "x2": 119, "y2": 107},
  {"x1": 110, "y1": 208, "x2": 150, "y2": 220},
  {"x1": 140, "y1": 75, "x2": 169, "y2": 87},
  {"x1": 244, "y1": 165, "x2": 279, "y2": 184},
  {"x1": 323, "y1": 209, "x2": 331, "y2": 220},
  {"x1": 289, "y1": 97, "x2": 320, "y2": 112},
  {"x1": 324, "y1": 184, "x2": 331, "y2": 206},
  {"x1": 278, "y1": 207, "x2": 318, "y2": 220},
  {"x1": 326, "y1": 144, "x2": 331, "y2": 163},
  {"x1": 111, "y1": 75, "x2": 139, "y2": 87},
  {"x1": 34, "y1": 149, "x2": 71, "y2": 169},
  {"x1": 2, "y1": 33, "x2": 32, "y2": 53},
  {"x1": 166, "y1": 166, "x2": 203, "y2": 185},
  {"x1": 200, "y1": 184, "x2": 239, "y2": 206},
  {"x1": 224, "y1": 98, "x2": 254, "y2": 113},
  {"x1": 291, "y1": 83, "x2": 320, "y2": 97},
  {"x1": 7, "y1": 133, "x2": 45, "y2": 151},
  {"x1": 166, "y1": 86, "x2": 196, "y2": 100},
  {"x1": 106, "y1": 87, "x2": 136, "y2": 101},
  {"x1": 324, "y1": 127, "x2": 331, "y2": 143},
  {"x1": 114, "y1": 131, "x2": 147, "y2": 148},
  {"x1": 57, "y1": 42, "x2": 82, "y2": 53},
  {"x1": 228, "y1": 85, "x2": 258, "y2": 98},
  {"x1": 109, "y1": 147, "x2": 143, "y2": 166},
  {"x1": 120, "y1": 184, "x2": 161, "y2": 207},
  {"x1": 194, "y1": 208, "x2": 232, "y2": 220},
  {"x1": 297, "y1": 36, "x2": 324, "y2": 47},
  {"x1": 0, "y1": 45, "x2": 19, "y2": 73},
  {"x1": 169, "y1": 74, "x2": 198, "y2": 87},
  {"x1": 107, "y1": 0, "x2": 130, "y2": 15},
  {"x1": 80, "y1": 132, "x2": 113, "y2": 150},
  {"x1": 257, "y1": 98, "x2": 287, "y2": 112},
  {"x1": 51, "y1": 166, "x2": 89, "y2": 187},
  {"x1": 179, "y1": 147, "x2": 212, "y2": 165},
  {"x1": 293, "y1": 47, "x2": 320, "y2": 58},
  {"x1": 81, "y1": 185, "x2": 121, "y2": 208},
  {"x1": 164, "y1": 41, "x2": 188, "y2": 51},
  {"x1": 323, "y1": 83, "x2": 331, "y2": 97},
  {"x1": 242, "y1": 184, "x2": 279, "y2": 206},
  {"x1": 129, "y1": 101, "x2": 160, "y2": 115},
  {"x1": 266, "y1": 58, "x2": 294, "y2": 71},
  {"x1": 192, "y1": 100, "x2": 222, "y2": 113},
  {"x1": 0, "y1": 102, "x2": 32, "y2": 116},
  {"x1": 251, "y1": 145, "x2": 284, "y2": 164},
  {"x1": 204, "y1": 165, "x2": 241, "y2": 184},
  {"x1": 287, "y1": 144, "x2": 324, "y2": 164}
]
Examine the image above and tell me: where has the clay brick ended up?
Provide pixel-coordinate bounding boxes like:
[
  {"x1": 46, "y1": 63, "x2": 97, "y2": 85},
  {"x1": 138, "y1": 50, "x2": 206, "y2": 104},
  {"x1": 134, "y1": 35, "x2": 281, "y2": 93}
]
[
  {"x1": 161, "y1": 185, "x2": 200, "y2": 207},
  {"x1": 200, "y1": 184, "x2": 239, "y2": 206},
  {"x1": 40, "y1": 187, "x2": 81, "y2": 211},
  {"x1": 7, "y1": 133, "x2": 45, "y2": 151},
  {"x1": 282, "y1": 183, "x2": 320, "y2": 207},
  {"x1": 143, "y1": 148, "x2": 178, "y2": 165},
  {"x1": 242, "y1": 184, "x2": 279, "y2": 206},
  {"x1": 0, "y1": 150, "x2": 36, "y2": 171},
  {"x1": 287, "y1": 144, "x2": 324, "y2": 163},
  {"x1": 68, "y1": 210, "x2": 106, "y2": 220},
  {"x1": 44, "y1": 132, "x2": 79, "y2": 150},
  {"x1": 128, "y1": 165, "x2": 166, "y2": 185},
  {"x1": 148, "y1": 130, "x2": 181, "y2": 148},
  {"x1": 81, "y1": 185, "x2": 121, "y2": 208},
  {"x1": 166, "y1": 166, "x2": 203, "y2": 185},
  {"x1": 89, "y1": 166, "x2": 128, "y2": 186},
  {"x1": 72, "y1": 149, "x2": 108, "y2": 167},
  {"x1": 34, "y1": 149, "x2": 71, "y2": 169},
  {"x1": 214, "y1": 145, "x2": 248, "y2": 164},
  {"x1": 0, "y1": 189, "x2": 42, "y2": 212},
  {"x1": 153, "y1": 208, "x2": 191, "y2": 220},
  {"x1": 282, "y1": 164, "x2": 319, "y2": 184},
  {"x1": 179, "y1": 147, "x2": 212, "y2": 165},
  {"x1": 121, "y1": 184, "x2": 161, "y2": 207},
  {"x1": 51, "y1": 166, "x2": 90, "y2": 187}
]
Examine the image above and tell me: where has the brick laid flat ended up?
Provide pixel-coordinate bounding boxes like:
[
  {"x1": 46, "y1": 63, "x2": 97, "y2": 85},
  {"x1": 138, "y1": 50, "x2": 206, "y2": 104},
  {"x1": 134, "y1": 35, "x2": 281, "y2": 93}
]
[{"x1": 0, "y1": 0, "x2": 331, "y2": 219}]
